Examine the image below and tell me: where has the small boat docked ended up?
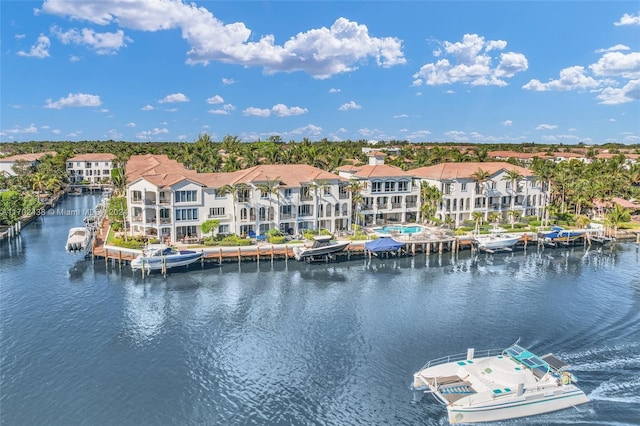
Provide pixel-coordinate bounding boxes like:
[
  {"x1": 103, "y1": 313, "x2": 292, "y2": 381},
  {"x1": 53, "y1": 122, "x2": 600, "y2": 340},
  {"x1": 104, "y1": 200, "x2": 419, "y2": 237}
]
[
  {"x1": 473, "y1": 228, "x2": 521, "y2": 251},
  {"x1": 66, "y1": 227, "x2": 92, "y2": 253},
  {"x1": 539, "y1": 226, "x2": 585, "y2": 244},
  {"x1": 411, "y1": 341, "x2": 589, "y2": 424},
  {"x1": 293, "y1": 235, "x2": 350, "y2": 261},
  {"x1": 131, "y1": 244, "x2": 203, "y2": 272}
]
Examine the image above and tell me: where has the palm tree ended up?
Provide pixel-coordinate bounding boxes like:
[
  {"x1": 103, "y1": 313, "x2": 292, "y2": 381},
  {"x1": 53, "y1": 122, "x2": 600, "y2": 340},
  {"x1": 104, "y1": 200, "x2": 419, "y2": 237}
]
[
  {"x1": 419, "y1": 181, "x2": 442, "y2": 224},
  {"x1": 471, "y1": 211, "x2": 484, "y2": 233},
  {"x1": 255, "y1": 177, "x2": 281, "y2": 232},
  {"x1": 502, "y1": 169, "x2": 523, "y2": 227},
  {"x1": 346, "y1": 179, "x2": 363, "y2": 229},
  {"x1": 605, "y1": 203, "x2": 631, "y2": 238},
  {"x1": 470, "y1": 168, "x2": 492, "y2": 221}
]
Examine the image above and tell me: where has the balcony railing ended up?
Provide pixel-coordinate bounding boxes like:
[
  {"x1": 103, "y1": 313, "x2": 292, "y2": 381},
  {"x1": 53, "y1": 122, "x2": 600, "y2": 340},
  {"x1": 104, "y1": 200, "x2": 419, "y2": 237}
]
[
  {"x1": 300, "y1": 195, "x2": 313, "y2": 201},
  {"x1": 279, "y1": 213, "x2": 295, "y2": 219}
]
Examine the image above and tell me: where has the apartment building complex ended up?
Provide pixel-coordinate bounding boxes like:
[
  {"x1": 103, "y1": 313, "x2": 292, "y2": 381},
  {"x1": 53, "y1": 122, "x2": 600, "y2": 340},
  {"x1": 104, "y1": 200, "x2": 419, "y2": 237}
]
[
  {"x1": 125, "y1": 154, "x2": 352, "y2": 243},
  {"x1": 66, "y1": 153, "x2": 116, "y2": 184},
  {"x1": 122, "y1": 154, "x2": 545, "y2": 242},
  {"x1": 412, "y1": 162, "x2": 545, "y2": 228}
]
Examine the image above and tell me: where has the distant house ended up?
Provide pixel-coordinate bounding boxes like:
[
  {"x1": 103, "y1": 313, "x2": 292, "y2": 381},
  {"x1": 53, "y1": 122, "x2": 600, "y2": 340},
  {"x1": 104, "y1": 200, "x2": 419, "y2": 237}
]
[
  {"x1": 0, "y1": 152, "x2": 56, "y2": 177},
  {"x1": 66, "y1": 153, "x2": 116, "y2": 184},
  {"x1": 592, "y1": 197, "x2": 640, "y2": 218}
]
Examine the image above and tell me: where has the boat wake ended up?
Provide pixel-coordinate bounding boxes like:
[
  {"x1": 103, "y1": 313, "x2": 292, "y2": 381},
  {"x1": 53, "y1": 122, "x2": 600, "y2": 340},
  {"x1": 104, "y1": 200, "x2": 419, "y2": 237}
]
[{"x1": 588, "y1": 377, "x2": 640, "y2": 404}]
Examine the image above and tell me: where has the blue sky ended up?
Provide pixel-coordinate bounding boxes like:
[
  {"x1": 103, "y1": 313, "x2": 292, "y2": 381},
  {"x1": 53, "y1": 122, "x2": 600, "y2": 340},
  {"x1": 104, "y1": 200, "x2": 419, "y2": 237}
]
[{"x1": 1, "y1": 1, "x2": 639, "y2": 144}]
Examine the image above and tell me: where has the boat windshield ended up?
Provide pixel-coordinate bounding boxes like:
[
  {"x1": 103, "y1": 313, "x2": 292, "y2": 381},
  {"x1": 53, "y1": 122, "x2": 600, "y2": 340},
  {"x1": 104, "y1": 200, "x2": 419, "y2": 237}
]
[{"x1": 504, "y1": 344, "x2": 550, "y2": 376}]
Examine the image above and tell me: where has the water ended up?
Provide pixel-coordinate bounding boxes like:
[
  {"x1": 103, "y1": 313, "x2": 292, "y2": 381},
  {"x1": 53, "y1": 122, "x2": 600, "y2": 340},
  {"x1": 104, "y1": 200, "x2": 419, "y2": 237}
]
[
  {"x1": 1, "y1": 194, "x2": 639, "y2": 425},
  {"x1": 377, "y1": 225, "x2": 424, "y2": 234}
]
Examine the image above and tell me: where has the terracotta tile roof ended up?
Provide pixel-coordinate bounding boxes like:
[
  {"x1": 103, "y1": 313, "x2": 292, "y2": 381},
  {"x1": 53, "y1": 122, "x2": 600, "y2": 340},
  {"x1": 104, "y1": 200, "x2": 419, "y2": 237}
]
[
  {"x1": 125, "y1": 155, "x2": 345, "y2": 188},
  {"x1": 0, "y1": 151, "x2": 56, "y2": 162},
  {"x1": 336, "y1": 164, "x2": 412, "y2": 178},
  {"x1": 68, "y1": 153, "x2": 116, "y2": 162},
  {"x1": 411, "y1": 162, "x2": 534, "y2": 180},
  {"x1": 593, "y1": 197, "x2": 639, "y2": 209},
  {"x1": 488, "y1": 151, "x2": 551, "y2": 159}
]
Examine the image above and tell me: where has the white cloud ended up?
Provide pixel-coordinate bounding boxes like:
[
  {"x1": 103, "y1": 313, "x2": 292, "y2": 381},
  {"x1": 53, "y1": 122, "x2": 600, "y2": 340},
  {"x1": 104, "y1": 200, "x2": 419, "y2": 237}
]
[
  {"x1": 393, "y1": 114, "x2": 409, "y2": 119},
  {"x1": 412, "y1": 33, "x2": 528, "y2": 87},
  {"x1": 15, "y1": 34, "x2": 26, "y2": 40},
  {"x1": 208, "y1": 104, "x2": 236, "y2": 115},
  {"x1": 614, "y1": 11, "x2": 640, "y2": 26},
  {"x1": 502, "y1": 120, "x2": 513, "y2": 127},
  {"x1": 51, "y1": 25, "x2": 131, "y2": 54},
  {"x1": 536, "y1": 124, "x2": 558, "y2": 130},
  {"x1": 339, "y1": 101, "x2": 361, "y2": 111},
  {"x1": 206, "y1": 95, "x2": 224, "y2": 104},
  {"x1": 177, "y1": 134, "x2": 188, "y2": 141},
  {"x1": 142, "y1": 104, "x2": 154, "y2": 111},
  {"x1": 405, "y1": 130, "x2": 431, "y2": 141},
  {"x1": 17, "y1": 34, "x2": 50, "y2": 58},
  {"x1": 595, "y1": 44, "x2": 630, "y2": 53},
  {"x1": 136, "y1": 128, "x2": 169, "y2": 139},
  {"x1": 39, "y1": 1, "x2": 405, "y2": 78},
  {"x1": 329, "y1": 88, "x2": 341, "y2": 93},
  {"x1": 337, "y1": 128, "x2": 347, "y2": 133},
  {"x1": 285, "y1": 124, "x2": 322, "y2": 137},
  {"x1": 45, "y1": 92, "x2": 102, "y2": 109},
  {"x1": 159, "y1": 93, "x2": 189, "y2": 103},
  {"x1": 589, "y1": 51, "x2": 640, "y2": 79},
  {"x1": 0, "y1": 123, "x2": 38, "y2": 136},
  {"x1": 222, "y1": 78, "x2": 235, "y2": 85},
  {"x1": 106, "y1": 129, "x2": 123, "y2": 139},
  {"x1": 522, "y1": 66, "x2": 601, "y2": 91},
  {"x1": 597, "y1": 79, "x2": 640, "y2": 105},
  {"x1": 51, "y1": 129, "x2": 61, "y2": 134},
  {"x1": 444, "y1": 130, "x2": 469, "y2": 142},
  {"x1": 243, "y1": 107, "x2": 271, "y2": 117},
  {"x1": 126, "y1": 122, "x2": 136, "y2": 127},
  {"x1": 69, "y1": 55, "x2": 81, "y2": 62},
  {"x1": 272, "y1": 104, "x2": 308, "y2": 117}
]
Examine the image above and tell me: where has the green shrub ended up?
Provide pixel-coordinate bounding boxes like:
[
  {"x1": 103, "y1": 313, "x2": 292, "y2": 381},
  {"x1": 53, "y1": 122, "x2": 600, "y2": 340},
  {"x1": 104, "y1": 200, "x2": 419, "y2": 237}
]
[
  {"x1": 269, "y1": 235, "x2": 286, "y2": 244},
  {"x1": 111, "y1": 237, "x2": 145, "y2": 249}
]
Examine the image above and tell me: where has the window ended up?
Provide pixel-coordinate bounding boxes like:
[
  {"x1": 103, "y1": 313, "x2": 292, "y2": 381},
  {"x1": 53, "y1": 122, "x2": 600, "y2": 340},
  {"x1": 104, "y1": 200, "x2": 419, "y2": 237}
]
[
  {"x1": 298, "y1": 205, "x2": 313, "y2": 216},
  {"x1": 384, "y1": 181, "x2": 396, "y2": 192},
  {"x1": 132, "y1": 190, "x2": 142, "y2": 202},
  {"x1": 67, "y1": 162, "x2": 73, "y2": 168},
  {"x1": 94, "y1": 162, "x2": 99, "y2": 167},
  {"x1": 371, "y1": 181, "x2": 382, "y2": 193},
  {"x1": 338, "y1": 185, "x2": 349, "y2": 199},
  {"x1": 398, "y1": 180, "x2": 408, "y2": 192},
  {"x1": 506, "y1": 181, "x2": 512, "y2": 189},
  {"x1": 218, "y1": 224, "x2": 230, "y2": 234},
  {"x1": 175, "y1": 208, "x2": 198, "y2": 221},
  {"x1": 175, "y1": 190, "x2": 197, "y2": 203},
  {"x1": 238, "y1": 188, "x2": 250, "y2": 202},
  {"x1": 461, "y1": 183, "x2": 467, "y2": 192},
  {"x1": 209, "y1": 207, "x2": 225, "y2": 217},
  {"x1": 443, "y1": 183, "x2": 452, "y2": 195},
  {"x1": 214, "y1": 189, "x2": 227, "y2": 199},
  {"x1": 323, "y1": 186, "x2": 331, "y2": 196},
  {"x1": 490, "y1": 181, "x2": 497, "y2": 190},
  {"x1": 283, "y1": 188, "x2": 292, "y2": 198}
]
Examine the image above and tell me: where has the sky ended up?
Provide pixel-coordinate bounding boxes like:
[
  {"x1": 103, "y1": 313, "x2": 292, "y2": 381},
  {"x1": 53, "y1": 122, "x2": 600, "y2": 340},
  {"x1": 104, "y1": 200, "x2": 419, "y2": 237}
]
[{"x1": 1, "y1": 1, "x2": 639, "y2": 145}]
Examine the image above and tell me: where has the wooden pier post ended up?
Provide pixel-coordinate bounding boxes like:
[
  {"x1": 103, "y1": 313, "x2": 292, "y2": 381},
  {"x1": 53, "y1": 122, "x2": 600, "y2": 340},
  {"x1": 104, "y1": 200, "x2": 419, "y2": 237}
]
[
  {"x1": 271, "y1": 245, "x2": 274, "y2": 261},
  {"x1": 237, "y1": 247, "x2": 241, "y2": 263},
  {"x1": 438, "y1": 242, "x2": 443, "y2": 254},
  {"x1": 219, "y1": 248, "x2": 223, "y2": 265}
]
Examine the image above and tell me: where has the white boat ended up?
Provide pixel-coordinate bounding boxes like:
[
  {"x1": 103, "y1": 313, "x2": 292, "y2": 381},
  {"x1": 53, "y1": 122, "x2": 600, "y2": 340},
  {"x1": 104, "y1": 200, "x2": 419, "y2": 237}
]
[
  {"x1": 473, "y1": 228, "x2": 521, "y2": 251},
  {"x1": 131, "y1": 244, "x2": 203, "y2": 272},
  {"x1": 66, "y1": 227, "x2": 91, "y2": 253},
  {"x1": 293, "y1": 235, "x2": 350, "y2": 261},
  {"x1": 411, "y1": 341, "x2": 589, "y2": 424}
]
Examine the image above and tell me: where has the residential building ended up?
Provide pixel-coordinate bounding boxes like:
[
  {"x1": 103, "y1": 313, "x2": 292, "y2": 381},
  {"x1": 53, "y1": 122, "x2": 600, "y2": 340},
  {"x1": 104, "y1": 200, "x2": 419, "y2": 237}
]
[
  {"x1": 337, "y1": 151, "x2": 419, "y2": 226},
  {"x1": 411, "y1": 162, "x2": 544, "y2": 228},
  {"x1": 0, "y1": 152, "x2": 56, "y2": 177},
  {"x1": 124, "y1": 154, "x2": 351, "y2": 243},
  {"x1": 66, "y1": 153, "x2": 116, "y2": 184}
]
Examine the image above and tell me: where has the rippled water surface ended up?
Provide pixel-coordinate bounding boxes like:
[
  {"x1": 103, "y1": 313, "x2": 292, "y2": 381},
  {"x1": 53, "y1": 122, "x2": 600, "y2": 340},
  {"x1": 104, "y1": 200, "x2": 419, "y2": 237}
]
[{"x1": 1, "y1": 195, "x2": 639, "y2": 425}]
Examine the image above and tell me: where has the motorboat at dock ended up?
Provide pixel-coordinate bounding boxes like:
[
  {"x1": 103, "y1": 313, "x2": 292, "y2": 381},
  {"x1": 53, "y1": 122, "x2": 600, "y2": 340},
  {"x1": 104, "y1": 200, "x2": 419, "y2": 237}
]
[
  {"x1": 411, "y1": 340, "x2": 589, "y2": 424},
  {"x1": 293, "y1": 235, "x2": 350, "y2": 261},
  {"x1": 130, "y1": 244, "x2": 203, "y2": 272},
  {"x1": 473, "y1": 228, "x2": 521, "y2": 252},
  {"x1": 66, "y1": 227, "x2": 92, "y2": 253}
]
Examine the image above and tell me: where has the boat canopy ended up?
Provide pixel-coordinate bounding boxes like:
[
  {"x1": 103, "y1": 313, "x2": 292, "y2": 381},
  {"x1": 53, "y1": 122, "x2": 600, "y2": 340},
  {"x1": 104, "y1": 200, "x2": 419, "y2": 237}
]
[{"x1": 365, "y1": 237, "x2": 403, "y2": 253}]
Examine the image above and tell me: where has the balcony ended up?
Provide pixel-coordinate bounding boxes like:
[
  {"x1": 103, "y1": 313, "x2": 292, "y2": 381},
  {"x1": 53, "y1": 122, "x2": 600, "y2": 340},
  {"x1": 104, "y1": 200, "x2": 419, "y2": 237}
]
[
  {"x1": 300, "y1": 195, "x2": 313, "y2": 202},
  {"x1": 280, "y1": 213, "x2": 295, "y2": 219},
  {"x1": 160, "y1": 217, "x2": 171, "y2": 224},
  {"x1": 131, "y1": 215, "x2": 142, "y2": 223}
]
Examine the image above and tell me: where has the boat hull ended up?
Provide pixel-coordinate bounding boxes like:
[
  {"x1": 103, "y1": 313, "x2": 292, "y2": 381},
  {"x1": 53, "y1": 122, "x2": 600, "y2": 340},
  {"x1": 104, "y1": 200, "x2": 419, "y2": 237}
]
[
  {"x1": 474, "y1": 236, "x2": 521, "y2": 250},
  {"x1": 448, "y1": 388, "x2": 589, "y2": 424},
  {"x1": 131, "y1": 251, "x2": 203, "y2": 271},
  {"x1": 293, "y1": 242, "x2": 350, "y2": 260}
]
